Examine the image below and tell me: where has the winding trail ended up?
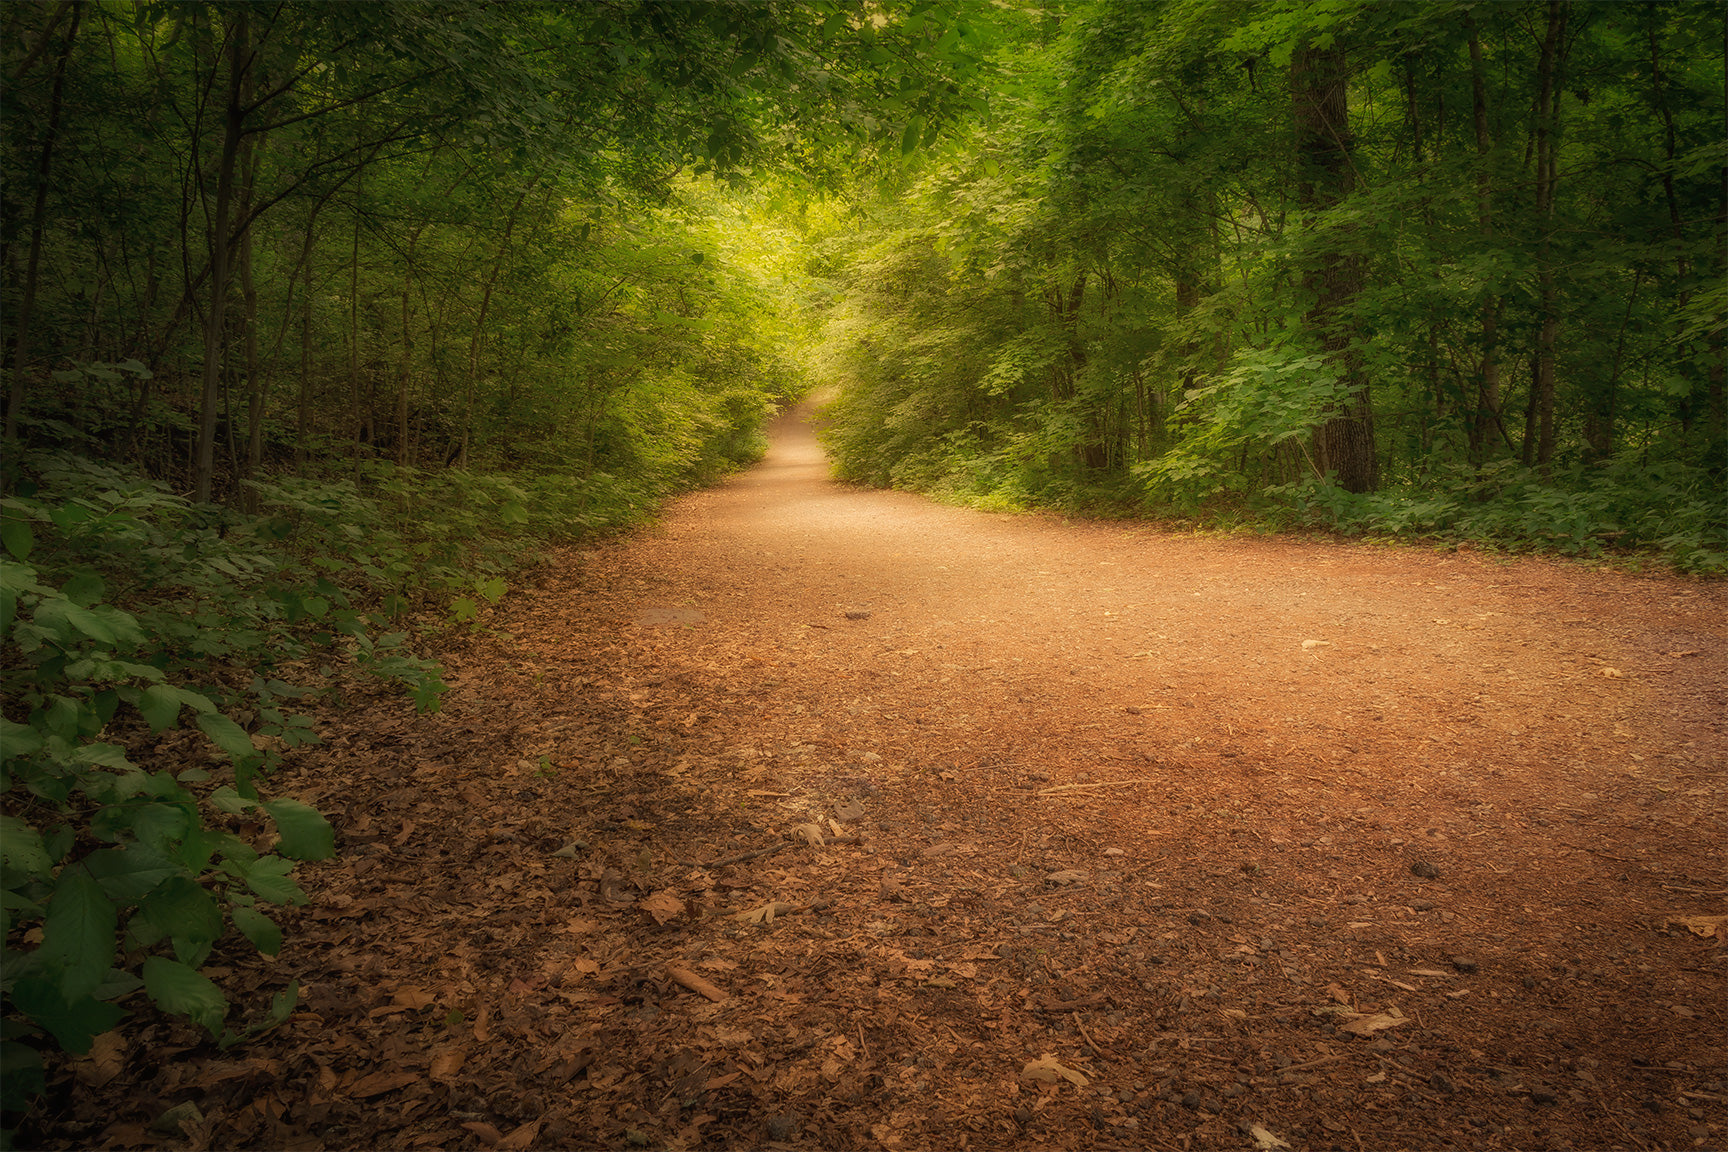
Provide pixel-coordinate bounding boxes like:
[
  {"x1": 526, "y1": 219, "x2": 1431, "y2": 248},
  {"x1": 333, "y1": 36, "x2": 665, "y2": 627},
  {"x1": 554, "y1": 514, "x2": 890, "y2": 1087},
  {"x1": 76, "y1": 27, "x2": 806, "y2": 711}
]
[
  {"x1": 185, "y1": 401, "x2": 1724, "y2": 1152},
  {"x1": 513, "y1": 399, "x2": 1728, "y2": 1147}
]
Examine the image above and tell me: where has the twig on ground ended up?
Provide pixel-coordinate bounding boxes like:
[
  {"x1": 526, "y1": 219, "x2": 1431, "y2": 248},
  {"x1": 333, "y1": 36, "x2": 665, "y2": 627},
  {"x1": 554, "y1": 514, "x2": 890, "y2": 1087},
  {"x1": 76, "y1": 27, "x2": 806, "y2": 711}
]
[
  {"x1": 681, "y1": 841, "x2": 790, "y2": 868},
  {"x1": 1073, "y1": 1012, "x2": 1110, "y2": 1060},
  {"x1": 1034, "y1": 779, "x2": 1160, "y2": 796}
]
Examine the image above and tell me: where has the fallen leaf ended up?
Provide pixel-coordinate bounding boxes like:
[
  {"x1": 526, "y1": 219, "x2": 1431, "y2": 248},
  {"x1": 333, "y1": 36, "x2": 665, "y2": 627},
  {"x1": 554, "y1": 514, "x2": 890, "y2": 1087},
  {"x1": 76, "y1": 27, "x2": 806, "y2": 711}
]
[
  {"x1": 391, "y1": 986, "x2": 436, "y2": 1010},
  {"x1": 1599, "y1": 667, "x2": 1625, "y2": 679},
  {"x1": 1249, "y1": 1124, "x2": 1292, "y2": 1150},
  {"x1": 1338, "y1": 1012, "x2": 1412, "y2": 1037},
  {"x1": 640, "y1": 890, "x2": 685, "y2": 925},
  {"x1": 429, "y1": 1048, "x2": 466, "y2": 1080},
  {"x1": 71, "y1": 1031, "x2": 126, "y2": 1088},
  {"x1": 870, "y1": 1122, "x2": 905, "y2": 1148},
  {"x1": 1021, "y1": 1055, "x2": 1089, "y2": 1087},
  {"x1": 348, "y1": 1069, "x2": 422, "y2": 1098},
  {"x1": 1045, "y1": 869, "x2": 1088, "y2": 885},
  {"x1": 734, "y1": 901, "x2": 796, "y2": 925},
  {"x1": 1667, "y1": 914, "x2": 1726, "y2": 941},
  {"x1": 1301, "y1": 639, "x2": 1333, "y2": 649},
  {"x1": 461, "y1": 1121, "x2": 503, "y2": 1146},
  {"x1": 498, "y1": 1120, "x2": 542, "y2": 1150},
  {"x1": 792, "y1": 822, "x2": 826, "y2": 846}
]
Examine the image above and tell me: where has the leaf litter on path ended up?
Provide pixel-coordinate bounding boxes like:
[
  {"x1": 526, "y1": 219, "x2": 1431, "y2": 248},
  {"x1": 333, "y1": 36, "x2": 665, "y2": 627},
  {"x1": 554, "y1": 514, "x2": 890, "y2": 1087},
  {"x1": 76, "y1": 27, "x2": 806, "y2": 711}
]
[{"x1": 23, "y1": 404, "x2": 1728, "y2": 1151}]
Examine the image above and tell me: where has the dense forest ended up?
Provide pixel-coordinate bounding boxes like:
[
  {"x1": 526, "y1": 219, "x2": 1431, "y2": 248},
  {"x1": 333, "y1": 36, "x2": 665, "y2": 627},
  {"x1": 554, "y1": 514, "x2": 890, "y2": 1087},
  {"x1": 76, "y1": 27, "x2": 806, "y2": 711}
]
[
  {"x1": 813, "y1": 1, "x2": 1725, "y2": 569},
  {"x1": 1, "y1": 0, "x2": 1723, "y2": 1133}
]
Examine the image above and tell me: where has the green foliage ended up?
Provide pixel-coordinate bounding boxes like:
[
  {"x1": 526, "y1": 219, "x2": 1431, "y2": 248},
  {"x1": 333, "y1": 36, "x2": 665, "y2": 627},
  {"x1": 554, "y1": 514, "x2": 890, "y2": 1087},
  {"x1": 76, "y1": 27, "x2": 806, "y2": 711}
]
[
  {"x1": 0, "y1": 462, "x2": 345, "y2": 1086},
  {"x1": 807, "y1": 0, "x2": 1726, "y2": 572}
]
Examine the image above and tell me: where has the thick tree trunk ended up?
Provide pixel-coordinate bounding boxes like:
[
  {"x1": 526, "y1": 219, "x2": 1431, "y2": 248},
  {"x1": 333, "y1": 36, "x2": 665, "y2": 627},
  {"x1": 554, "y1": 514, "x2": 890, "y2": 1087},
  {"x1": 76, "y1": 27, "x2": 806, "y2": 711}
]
[
  {"x1": 1291, "y1": 40, "x2": 1376, "y2": 493},
  {"x1": 194, "y1": 8, "x2": 249, "y2": 504}
]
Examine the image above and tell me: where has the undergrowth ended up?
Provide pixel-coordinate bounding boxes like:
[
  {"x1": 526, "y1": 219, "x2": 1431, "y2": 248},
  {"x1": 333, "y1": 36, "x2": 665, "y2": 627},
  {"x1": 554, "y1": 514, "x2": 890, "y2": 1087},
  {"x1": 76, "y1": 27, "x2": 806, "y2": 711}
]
[
  {"x1": 831, "y1": 430, "x2": 1727, "y2": 575},
  {"x1": 0, "y1": 447, "x2": 723, "y2": 1142}
]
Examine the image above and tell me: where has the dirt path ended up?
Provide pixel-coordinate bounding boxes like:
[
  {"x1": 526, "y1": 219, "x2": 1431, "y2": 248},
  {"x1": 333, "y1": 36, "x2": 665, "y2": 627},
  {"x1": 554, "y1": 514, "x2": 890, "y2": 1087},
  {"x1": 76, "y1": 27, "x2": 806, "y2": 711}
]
[{"x1": 40, "y1": 405, "x2": 1727, "y2": 1152}]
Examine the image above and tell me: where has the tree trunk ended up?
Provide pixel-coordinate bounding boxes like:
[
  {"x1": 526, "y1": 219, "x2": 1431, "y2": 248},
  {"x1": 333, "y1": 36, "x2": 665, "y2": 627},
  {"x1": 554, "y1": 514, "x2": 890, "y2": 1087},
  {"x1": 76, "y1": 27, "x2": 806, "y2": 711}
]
[
  {"x1": 1291, "y1": 39, "x2": 1376, "y2": 493},
  {"x1": 348, "y1": 166, "x2": 365, "y2": 462},
  {"x1": 1466, "y1": 12, "x2": 1504, "y2": 465},
  {"x1": 240, "y1": 129, "x2": 267, "y2": 502},
  {"x1": 296, "y1": 221, "x2": 317, "y2": 465},
  {"x1": 193, "y1": 6, "x2": 249, "y2": 505},
  {"x1": 1710, "y1": 15, "x2": 1727, "y2": 465},
  {"x1": 397, "y1": 228, "x2": 422, "y2": 467},
  {"x1": 1583, "y1": 274, "x2": 1639, "y2": 464},
  {"x1": 5, "y1": 1, "x2": 81, "y2": 444},
  {"x1": 460, "y1": 183, "x2": 536, "y2": 468},
  {"x1": 1531, "y1": 0, "x2": 1568, "y2": 473}
]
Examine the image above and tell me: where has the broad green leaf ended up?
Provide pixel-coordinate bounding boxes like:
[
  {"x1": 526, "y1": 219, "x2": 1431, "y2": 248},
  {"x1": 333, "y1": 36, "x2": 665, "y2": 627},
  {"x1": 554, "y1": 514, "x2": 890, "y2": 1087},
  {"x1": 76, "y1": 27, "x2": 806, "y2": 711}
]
[
  {"x1": 36, "y1": 873, "x2": 116, "y2": 1001},
  {"x1": 8, "y1": 977, "x2": 126, "y2": 1055},
  {"x1": 1, "y1": 1038, "x2": 47, "y2": 1111},
  {"x1": 196, "y1": 712, "x2": 256, "y2": 761},
  {"x1": 0, "y1": 815, "x2": 50, "y2": 878},
  {"x1": 261, "y1": 799, "x2": 335, "y2": 860},
  {"x1": 901, "y1": 116, "x2": 924, "y2": 156},
  {"x1": 0, "y1": 717, "x2": 44, "y2": 759},
  {"x1": 234, "y1": 855, "x2": 306, "y2": 906},
  {"x1": 136, "y1": 684, "x2": 184, "y2": 733},
  {"x1": 92, "y1": 968, "x2": 144, "y2": 1002},
  {"x1": 230, "y1": 904, "x2": 283, "y2": 956},
  {"x1": 71, "y1": 743, "x2": 136, "y2": 772},
  {"x1": 476, "y1": 577, "x2": 507, "y2": 603},
  {"x1": 208, "y1": 785, "x2": 256, "y2": 815},
  {"x1": 60, "y1": 571, "x2": 105, "y2": 609},
  {"x1": 142, "y1": 956, "x2": 228, "y2": 1037},
  {"x1": 82, "y1": 845, "x2": 181, "y2": 902},
  {"x1": 1, "y1": 520, "x2": 33, "y2": 562},
  {"x1": 134, "y1": 876, "x2": 223, "y2": 948}
]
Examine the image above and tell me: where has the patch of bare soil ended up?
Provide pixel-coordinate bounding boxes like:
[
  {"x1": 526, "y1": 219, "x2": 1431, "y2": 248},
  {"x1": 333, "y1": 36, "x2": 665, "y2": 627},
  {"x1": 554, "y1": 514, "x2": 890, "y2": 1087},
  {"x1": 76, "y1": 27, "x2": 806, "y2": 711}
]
[{"x1": 31, "y1": 406, "x2": 1727, "y2": 1152}]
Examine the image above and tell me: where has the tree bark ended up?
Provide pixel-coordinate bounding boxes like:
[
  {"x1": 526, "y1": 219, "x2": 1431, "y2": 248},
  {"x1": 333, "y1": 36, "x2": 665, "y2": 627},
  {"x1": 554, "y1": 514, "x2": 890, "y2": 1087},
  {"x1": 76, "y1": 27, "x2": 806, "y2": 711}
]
[
  {"x1": 240, "y1": 128, "x2": 268, "y2": 498},
  {"x1": 459, "y1": 183, "x2": 536, "y2": 468},
  {"x1": 295, "y1": 219, "x2": 317, "y2": 465},
  {"x1": 1531, "y1": 0, "x2": 1568, "y2": 473},
  {"x1": 1466, "y1": 11, "x2": 1505, "y2": 466},
  {"x1": 1291, "y1": 39, "x2": 1376, "y2": 493},
  {"x1": 5, "y1": 1, "x2": 81, "y2": 444},
  {"x1": 396, "y1": 227, "x2": 423, "y2": 466},
  {"x1": 193, "y1": 7, "x2": 249, "y2": 504}
]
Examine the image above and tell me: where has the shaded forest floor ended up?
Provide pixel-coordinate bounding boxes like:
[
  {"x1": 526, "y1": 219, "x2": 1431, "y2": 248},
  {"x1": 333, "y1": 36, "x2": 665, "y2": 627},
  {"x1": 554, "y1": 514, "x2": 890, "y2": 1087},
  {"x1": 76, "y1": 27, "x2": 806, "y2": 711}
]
[{"x1": 32, "y1": 406, "x2": 1728, "y2": 1152}]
